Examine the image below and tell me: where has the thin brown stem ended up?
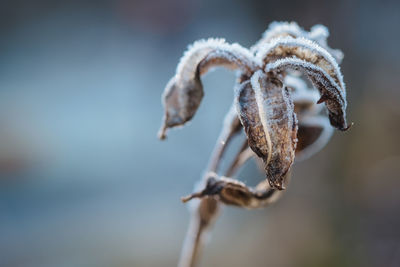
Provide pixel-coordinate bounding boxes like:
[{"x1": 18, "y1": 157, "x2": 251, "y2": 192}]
[
  {"x1": 225, "y1": 139, "x2": 254, "y2": 177},
  {"x1": 178, "y1": 106, "x2": 241, "y2": 267},
  {"x1": 178, "y1": 114, "x2": 287, "y2": 265}
]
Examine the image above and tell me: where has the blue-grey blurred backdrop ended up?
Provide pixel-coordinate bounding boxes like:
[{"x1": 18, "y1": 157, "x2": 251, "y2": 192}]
[{"x1": 1, "y1": 0, "x2": 400, "y2": 266}]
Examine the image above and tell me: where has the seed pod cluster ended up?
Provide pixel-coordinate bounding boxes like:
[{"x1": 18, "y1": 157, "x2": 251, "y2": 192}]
[{"x1": 159, "y1": 21, "x2": 349, "y2": 202}]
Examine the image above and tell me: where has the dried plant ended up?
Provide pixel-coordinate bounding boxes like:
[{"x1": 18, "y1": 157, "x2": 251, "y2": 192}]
[{"x1": 158, "y1": 21, "x2": 350, "y2": 267}]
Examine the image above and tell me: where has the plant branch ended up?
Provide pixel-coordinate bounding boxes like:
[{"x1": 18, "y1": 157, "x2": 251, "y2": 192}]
[{"x1": 177, "y1": 107, "x2": 241, "y2": 267}]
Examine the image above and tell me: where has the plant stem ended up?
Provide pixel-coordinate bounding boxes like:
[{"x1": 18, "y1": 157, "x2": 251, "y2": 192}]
[{"x1": 178, "y1": 108, "x2": 240, "y2": 267}]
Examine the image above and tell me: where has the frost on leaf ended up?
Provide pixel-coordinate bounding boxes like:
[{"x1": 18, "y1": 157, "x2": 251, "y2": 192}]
[
  {"x1": 258, "y1": 36, "x2": 345, "y2": 92},
  {"x1": 251, "y1": 21, "x2": 343, "y2": 63},
  {"x1": 236, "y1": 70, "x2": 298, "y2": 190},
  {"x1": 158, "y1": 38, "x2": 258, "y2": 139},
  {"x1": 283, "y1": 75, "x2": 334, "y2": 160},
  {"x1": 234, "y1": 79, "x2": 271, "y2": 160},
  {"x1": 266, "y1": 57, "x2": 349, "y2": 131}
]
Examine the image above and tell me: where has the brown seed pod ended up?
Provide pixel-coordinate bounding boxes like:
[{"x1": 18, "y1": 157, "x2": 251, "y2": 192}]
[
  {"x1": 182, "y1": 175, "x2": 283, "y2": 209},
  {"x1": 236, "y1": 70, "x2": 298, "y2": 189},
  {"x1": 158, "y1": 39, "x2": 259, "y2": 139}
]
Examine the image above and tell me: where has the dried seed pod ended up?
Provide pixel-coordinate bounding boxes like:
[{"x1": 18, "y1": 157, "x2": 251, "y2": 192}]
[
  {"x1": 266, "y1": 57, "x2": 349, "y2": 130},
  {"x1": 182, "y1": 175, "x2": 283, "y2": 209},
  {"x1": 158, "y1": 39, "x2": 259, "y2": 139},
  {"x1": 235, "y1": 70, "x2": 298, "y2": 190},
  {"x1": 234, "y1": 79, "x2": 271, "y2": 159}
]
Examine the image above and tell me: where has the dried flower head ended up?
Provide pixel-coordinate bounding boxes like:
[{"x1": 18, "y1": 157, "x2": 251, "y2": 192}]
[{"x1": 158, "y1": 21, "x2": 351, "y2": 267}]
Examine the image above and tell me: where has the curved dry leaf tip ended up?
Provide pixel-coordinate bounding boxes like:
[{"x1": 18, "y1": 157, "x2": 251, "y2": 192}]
[
  {"x1": 158, "y1": 73, "x2": 204, "y2": 139},
  {"x1": 159, "y1": 38, "x2": 261, "y2": 139},
  {"x1": 181, "y1": 192, "x2": 202, "y2": 203},
  {"x1": 343, "y1": 121, "x2": 354, "y2": 131},
  {"x1": 177, "y1": 38, "x2": 224, "y2": 67},
  {"x1": 158, "y1": 123, "x2": 168, "y2": 140},
  {"x1": 252, "y1": 21, "x2": 343, "y2": 63},
  {"x1": 265, "y1": 57, "x2": 348, "y2": 130},
  {"x1": 257, "y1": 36, "x2": 345, "y2": 94},
  {"x1": 176, "y1": 38, "x2": 259, "y2": 78},
  {"x1": 267, "y1": 57, "x2": 346, "y2": 106},
  {"x1": 181, "y1": 176, "x2": 223, "y2": 202}
]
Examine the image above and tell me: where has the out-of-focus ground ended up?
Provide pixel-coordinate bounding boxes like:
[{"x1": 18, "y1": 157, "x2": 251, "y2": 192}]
[{"x1": 0, "y1": 0, "x2": 399, "y2": 266}]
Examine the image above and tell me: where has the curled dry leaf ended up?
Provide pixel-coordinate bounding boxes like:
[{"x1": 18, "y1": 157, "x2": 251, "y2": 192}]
[
  {"x1": 182, "y1": 175, "x2": 283, "y2": 209},
  {"x1": 266, "y1": 57, "x2": 349, "y2": 130},
  {"x1": 158, "y1": 39, "x2": 259, "y2": 139},
  {"x1": 235, "y1": 70, "x2": 298, "y2": 189},
  {"x1": 251, "y1": 21, "x2": 344, "y2": 63},
  {"x1": 258, "y1": 37, "x2": 349, "y2": 130},
  {"x1": 258, "y1": 36, "x2": 345, "y2": 88}
]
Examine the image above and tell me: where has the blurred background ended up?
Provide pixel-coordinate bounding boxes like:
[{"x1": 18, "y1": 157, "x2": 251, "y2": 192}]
[{"x1": 1, "y1": 0, "x2": 399, "y2": 266}]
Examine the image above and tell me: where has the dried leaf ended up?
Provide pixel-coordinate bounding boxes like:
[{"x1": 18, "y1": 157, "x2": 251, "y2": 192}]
[
  {"x1": 158, "y1": 39, "x2": 258, "y2": 139},
  {"x1": 257, "y1": 36, "x2": 345, "y2": 92},
  {"x1": 266, "y1": 57, "x2": 349, "y2": 130},
  {"x1": 235, "y1": 70, "x2": 298, "y2": 189},
  {"x1": 182, "y1": 175, "x2": 283, "y2": 209},
  {"x1": 234, "y1": 79, "x2": 271, "y2": 159},
  {"x1": 251, "y1": 21, "x2": 343, "y2": 63}
]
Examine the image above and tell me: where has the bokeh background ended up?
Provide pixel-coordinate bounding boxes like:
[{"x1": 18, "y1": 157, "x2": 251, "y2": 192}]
[{"x1": 1, "y1": 0, "x2": 399, "y2": 266}]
